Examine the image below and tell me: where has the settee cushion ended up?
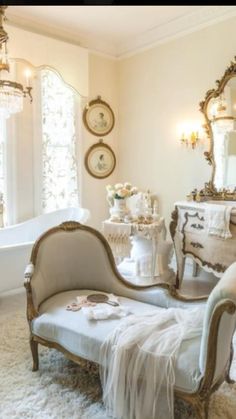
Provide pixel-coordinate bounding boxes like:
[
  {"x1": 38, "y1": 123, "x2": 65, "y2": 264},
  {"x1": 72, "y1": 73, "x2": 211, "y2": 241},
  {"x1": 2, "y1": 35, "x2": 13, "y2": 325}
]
[{"x1": 32, "y1": 290, "x2": 203, "y2": 393}]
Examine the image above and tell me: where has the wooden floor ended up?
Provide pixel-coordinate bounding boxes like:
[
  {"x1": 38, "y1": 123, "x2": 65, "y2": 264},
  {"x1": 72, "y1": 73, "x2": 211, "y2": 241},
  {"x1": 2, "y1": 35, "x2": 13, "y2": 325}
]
[
  {"x1": 172, "y1": 256, "x2": 218, "y2": 297},
  {"x1": 121, "y1": 257, "x2": 218, "y2": 298},
  {"x1": 180, "y1": 269, "x2": 217, "y2": 297}
]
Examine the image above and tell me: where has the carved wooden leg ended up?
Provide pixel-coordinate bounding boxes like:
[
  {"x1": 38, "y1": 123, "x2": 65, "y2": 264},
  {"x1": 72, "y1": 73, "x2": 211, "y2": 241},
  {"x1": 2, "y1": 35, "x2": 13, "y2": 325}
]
[
  {"x1": 30, "y1": 338, "x2": 39, "y2": 371},
  {"x1": 175, "y1": 274, "x2": 180, "y2": 289},
  {"x1": 226, "y1": 374, "x2": 235, "y2": 384},
  {"x1": 192, "y1": 261, "x2": 199, "y2": 277},
  {"x1": 204, "y1": 398, "x2": 210, "y2": 419},
  {"x1": 194, "y1": 397, "x2": 210, "y2": 419},
  {"x1": 176, "y1": 394, "x2": 209, "y2": 419},
  {"x1": 225, "y1": 344, "x2": 235, "y2": 384},
  {"x1": 193, "y1": 400, "x2": 206, "y2": 419},
  {"x1": 176, "y1": 257, "x2": 186, "y2": 289}
]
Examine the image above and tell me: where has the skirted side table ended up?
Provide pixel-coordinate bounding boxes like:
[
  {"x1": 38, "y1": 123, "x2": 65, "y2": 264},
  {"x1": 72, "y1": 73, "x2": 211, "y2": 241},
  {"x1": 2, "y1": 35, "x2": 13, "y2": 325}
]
[{"x1": 102, "y1": 218, "x2": 174, "y2": 284}]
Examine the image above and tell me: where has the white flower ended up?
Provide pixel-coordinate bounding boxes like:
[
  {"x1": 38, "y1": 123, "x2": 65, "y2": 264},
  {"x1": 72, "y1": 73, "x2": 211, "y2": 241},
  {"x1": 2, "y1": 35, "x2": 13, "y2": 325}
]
[
  {"x1": 124, "y1": 182, "x2": 132, "y2": 190},
  {"x1": 131, "y1": 186, "x2": 138, "y2": 195},
  {"x1": 106, "y1": 182, "x2": 139, "y2": 205},
  {"x1": 117, "y1": 188, "x2": 129, "y2": 198},
  {"x1": 115, "y1": 183, "x2": 123, "y2": 190},
  {"x1": 108, "y1": 190, "x2": 115, "y2": 199}
]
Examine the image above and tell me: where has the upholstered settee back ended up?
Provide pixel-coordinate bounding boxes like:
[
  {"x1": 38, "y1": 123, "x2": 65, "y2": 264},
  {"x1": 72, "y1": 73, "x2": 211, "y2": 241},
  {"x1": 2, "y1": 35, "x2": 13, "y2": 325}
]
[
  {"x1": 199, "y1": 262, "x2": 236, "y2": 383},
  {"x1": 30, "y1": 225, "x2": 176, "y2": 309}
]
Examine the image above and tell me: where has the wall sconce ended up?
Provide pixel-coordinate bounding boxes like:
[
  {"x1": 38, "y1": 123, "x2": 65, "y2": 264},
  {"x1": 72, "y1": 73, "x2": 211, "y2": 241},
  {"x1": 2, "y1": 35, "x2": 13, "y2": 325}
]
[
  {"x1": 178, "y1": 120, "x2": 204, "y2": 149},
  {"x1": 180, "y1": 131, "x2": 199, "y2": 149}
]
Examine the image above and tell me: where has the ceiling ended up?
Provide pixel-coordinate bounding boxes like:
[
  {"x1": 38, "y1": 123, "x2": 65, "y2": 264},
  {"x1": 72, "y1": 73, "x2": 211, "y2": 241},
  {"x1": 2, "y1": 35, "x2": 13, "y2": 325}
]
[{"x1": 6, "y1": 5, "x2": 236, "y2": 58}]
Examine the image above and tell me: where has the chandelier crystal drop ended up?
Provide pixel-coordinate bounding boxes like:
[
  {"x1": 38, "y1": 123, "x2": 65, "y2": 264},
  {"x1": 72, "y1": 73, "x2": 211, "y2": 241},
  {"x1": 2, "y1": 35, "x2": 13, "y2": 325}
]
[{"x1": 0, "y1": 6, "x2": 32, "y2": 119}]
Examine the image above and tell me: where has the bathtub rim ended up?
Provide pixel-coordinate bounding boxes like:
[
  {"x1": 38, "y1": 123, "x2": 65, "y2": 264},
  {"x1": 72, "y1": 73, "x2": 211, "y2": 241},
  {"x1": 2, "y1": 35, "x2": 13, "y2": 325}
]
[
  {"x1": 0, "y1": 241, "x2": 34, "y2": 252},
  {"x1": 0, "y1": 207, "x2": 90, "y2": 233},
  {"x1": 0, "y1": 206, "x2": 90, "y2": 247}
]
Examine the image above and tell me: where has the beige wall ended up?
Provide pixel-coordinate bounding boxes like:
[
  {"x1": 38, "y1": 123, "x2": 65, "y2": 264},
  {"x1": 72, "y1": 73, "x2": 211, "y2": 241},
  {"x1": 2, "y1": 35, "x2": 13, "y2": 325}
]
[
  {"x1": 7, "y1": 25, "x2": 89, "y2": 96},
  {"x1": 81, "y1": 53, "x2": 118, "y2": 229},
  {"x1": 117, "y1": 16, "x2": 236, "y2": 232}
]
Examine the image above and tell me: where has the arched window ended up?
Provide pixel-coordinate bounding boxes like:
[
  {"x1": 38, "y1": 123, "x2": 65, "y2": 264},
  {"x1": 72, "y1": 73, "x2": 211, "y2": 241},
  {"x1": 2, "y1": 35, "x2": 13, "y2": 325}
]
[{"x1": 40, "y1": 68, "x2": 79, "y2": 213}]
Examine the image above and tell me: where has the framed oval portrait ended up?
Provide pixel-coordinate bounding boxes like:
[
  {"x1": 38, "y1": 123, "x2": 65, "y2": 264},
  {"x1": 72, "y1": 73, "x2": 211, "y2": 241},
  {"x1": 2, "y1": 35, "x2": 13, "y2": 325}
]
[
  {"x1": 83, "y1": 96, "x2": 115, "y2": 137},
  {"x1": 84, "y1": 141, "x2": 116, "y2": 179}
]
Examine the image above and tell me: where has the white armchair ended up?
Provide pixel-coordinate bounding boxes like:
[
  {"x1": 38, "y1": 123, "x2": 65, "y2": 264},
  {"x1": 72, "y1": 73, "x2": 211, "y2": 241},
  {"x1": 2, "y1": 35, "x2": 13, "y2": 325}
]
[{"x1": 24, "y1": 222, "x2": 236, "y2": 419}]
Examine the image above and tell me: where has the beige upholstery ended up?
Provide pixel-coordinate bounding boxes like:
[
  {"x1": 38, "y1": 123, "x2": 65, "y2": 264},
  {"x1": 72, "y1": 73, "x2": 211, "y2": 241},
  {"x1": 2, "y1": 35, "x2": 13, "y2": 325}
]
[
  {"x1": 32, "y1": 289, "x2": 203, "y2": 393},
  {"x1": 30, "y1": 228, "x2": 204, "y2": 310}
]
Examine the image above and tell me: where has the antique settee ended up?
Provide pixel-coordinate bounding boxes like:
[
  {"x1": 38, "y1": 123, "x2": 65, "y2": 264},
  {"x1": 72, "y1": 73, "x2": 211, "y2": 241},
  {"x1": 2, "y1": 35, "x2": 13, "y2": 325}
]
[{"x1": 24, "y1": 221, "x2": 236, "y2": 418}]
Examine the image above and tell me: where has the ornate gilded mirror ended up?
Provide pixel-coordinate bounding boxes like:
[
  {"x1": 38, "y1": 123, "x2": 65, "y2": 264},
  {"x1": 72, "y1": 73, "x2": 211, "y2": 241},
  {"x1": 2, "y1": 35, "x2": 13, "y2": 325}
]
[{"x1": 198, "y1": 56, "x2": 236, "y2": 201}]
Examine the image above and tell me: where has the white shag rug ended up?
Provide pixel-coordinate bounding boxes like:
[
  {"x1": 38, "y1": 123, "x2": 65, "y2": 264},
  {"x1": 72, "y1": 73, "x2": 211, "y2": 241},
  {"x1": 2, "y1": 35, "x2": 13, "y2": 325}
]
[{"x1": 1, "y1": 309, "x2": 236, "y2": 419}]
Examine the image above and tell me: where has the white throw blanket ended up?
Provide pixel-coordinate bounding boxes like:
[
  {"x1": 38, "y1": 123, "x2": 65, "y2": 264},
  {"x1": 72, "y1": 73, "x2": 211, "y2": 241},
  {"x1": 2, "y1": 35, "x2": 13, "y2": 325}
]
[
  {"x1": 82, "y1": 305, "x2": 131, "y2": 320},
  {"x1": 80, "y1": 294, "x2": 131, "y2": 320},
  {"x1": 99, "y1": 306, "x2": 204, "y2": 419},
  {"x1": 204, "y1": 204, "x2": 232, "y2": 239}
]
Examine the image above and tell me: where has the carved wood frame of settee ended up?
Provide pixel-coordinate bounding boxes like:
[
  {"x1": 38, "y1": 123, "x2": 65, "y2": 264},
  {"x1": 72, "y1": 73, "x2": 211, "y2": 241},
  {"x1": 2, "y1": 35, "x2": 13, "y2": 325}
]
[{"x1": 24, "y1": 221, "x2": 235, "y2": 419}]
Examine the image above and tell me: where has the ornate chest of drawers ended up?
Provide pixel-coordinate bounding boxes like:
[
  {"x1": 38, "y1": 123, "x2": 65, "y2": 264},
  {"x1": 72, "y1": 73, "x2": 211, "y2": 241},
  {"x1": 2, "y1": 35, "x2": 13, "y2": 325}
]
[{"x1": 170, "y1": 201, "x2": 236, "y2": 288}]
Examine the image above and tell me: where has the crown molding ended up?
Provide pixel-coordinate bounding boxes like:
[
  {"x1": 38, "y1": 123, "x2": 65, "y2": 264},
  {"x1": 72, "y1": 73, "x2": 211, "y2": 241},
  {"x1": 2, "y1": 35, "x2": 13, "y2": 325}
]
[
  {"x1": 5, "y1": 6, "x2": 236, "y2": 60},
  {"x1": 6, "y1": 12, "x2": 118, "y2": 59},
  {"x1": 117, "y1": 5, "x2": 236, "y2": 59}
]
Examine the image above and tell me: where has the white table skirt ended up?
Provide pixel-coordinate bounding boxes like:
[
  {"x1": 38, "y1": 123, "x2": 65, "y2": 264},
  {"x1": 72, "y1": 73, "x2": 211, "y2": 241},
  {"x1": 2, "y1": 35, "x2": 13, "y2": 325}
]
[{"x1": 102, "y1": 218, "x2": 167, "y2": 278}]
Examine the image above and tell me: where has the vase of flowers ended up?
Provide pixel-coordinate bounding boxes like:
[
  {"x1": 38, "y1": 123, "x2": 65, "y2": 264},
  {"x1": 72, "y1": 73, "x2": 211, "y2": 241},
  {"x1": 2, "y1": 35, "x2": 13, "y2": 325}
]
[
  {"x1": 112, "y1": 197, "x2": 129, "y2": 220},
  {"x1": 106, "y1": 182, "x2": 138, "y2": 221}
]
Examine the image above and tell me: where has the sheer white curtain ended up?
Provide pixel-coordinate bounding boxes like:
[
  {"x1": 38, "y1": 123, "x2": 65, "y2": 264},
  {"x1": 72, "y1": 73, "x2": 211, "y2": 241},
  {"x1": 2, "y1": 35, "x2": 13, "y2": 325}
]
[{"x1": 38, "y1": 68, "x2": 80, "y2": 213}]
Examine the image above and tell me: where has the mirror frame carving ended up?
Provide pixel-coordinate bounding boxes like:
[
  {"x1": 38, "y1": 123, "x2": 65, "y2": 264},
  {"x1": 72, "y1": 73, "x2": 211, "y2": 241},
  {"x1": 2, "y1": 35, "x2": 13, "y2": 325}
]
[{"x1": 197, "y1": 56, "x2": 236, "y2": 201}]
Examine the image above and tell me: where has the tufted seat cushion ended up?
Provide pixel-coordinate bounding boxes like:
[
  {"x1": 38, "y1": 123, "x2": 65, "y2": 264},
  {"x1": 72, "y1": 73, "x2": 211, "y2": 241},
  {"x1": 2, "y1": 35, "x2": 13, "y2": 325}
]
[{"x1": 32, "y1": 290, "x2": 203, "y2": 393}]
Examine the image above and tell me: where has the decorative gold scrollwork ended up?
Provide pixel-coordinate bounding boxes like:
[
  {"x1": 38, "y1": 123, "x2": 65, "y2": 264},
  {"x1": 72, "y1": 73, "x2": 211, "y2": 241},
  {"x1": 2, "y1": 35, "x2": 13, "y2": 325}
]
[{"x1": 191, "y1": 223, "x2": 204, "y2": 230}]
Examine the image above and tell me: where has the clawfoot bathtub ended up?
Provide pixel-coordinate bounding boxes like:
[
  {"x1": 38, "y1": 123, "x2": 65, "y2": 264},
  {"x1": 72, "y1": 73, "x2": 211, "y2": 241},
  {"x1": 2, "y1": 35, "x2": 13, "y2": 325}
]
[{"x1": 0, "y1": 207, "x2": 90, "y2": 294}]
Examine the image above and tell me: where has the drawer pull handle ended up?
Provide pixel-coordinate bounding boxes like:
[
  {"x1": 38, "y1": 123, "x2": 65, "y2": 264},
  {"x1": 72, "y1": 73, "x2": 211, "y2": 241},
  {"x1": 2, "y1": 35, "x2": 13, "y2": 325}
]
[
  {"x1": 190, "y1": 241, "x2": 204, "y2": 249},
  {"x1": 191, "y1": 223, "x2": 204, "y2": 230}
]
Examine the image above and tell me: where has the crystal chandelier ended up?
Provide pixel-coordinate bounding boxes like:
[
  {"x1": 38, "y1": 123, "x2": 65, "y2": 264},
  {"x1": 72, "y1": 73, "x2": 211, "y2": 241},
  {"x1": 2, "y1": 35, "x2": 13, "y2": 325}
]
[{"x1": 0, "y1": 6, "x2": 32, "y2": 119}]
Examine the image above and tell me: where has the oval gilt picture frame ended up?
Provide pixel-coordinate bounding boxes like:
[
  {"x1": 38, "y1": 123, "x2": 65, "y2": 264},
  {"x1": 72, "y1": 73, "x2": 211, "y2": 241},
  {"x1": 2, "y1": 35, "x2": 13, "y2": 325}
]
[
  {"x1": 83, "y1": 96, "x2": 115, "y2": 137},
  {"x1": 84, "y1": 141, "x2": 116, "y2": 179}
]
